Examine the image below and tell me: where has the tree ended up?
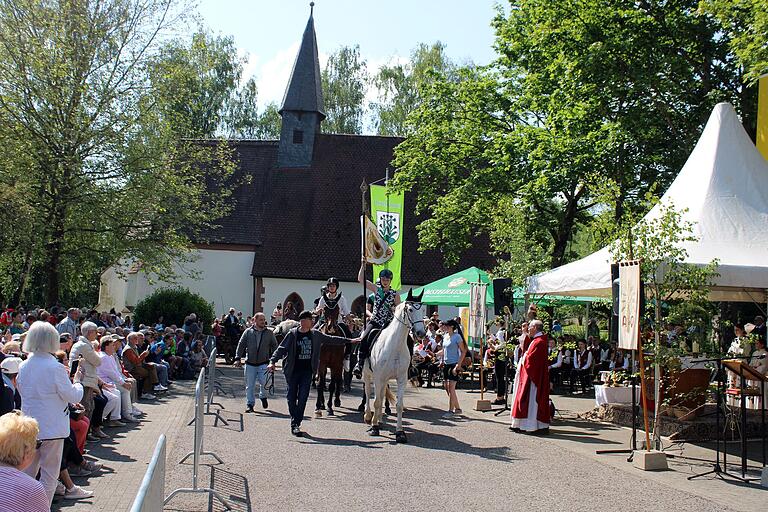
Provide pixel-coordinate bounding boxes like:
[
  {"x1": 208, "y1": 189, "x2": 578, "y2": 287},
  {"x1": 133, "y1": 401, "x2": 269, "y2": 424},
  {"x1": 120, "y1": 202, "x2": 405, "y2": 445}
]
[
  {"x1": 321, "y1": 45, "x2": 368, "y2": 134},
  {"x1": 702, "y1": 0, "x2": 768, "y2": 82},
  {"x1": 0, "y1": 0, "x2": 237, "y2": 306},
  {"x1": 225, "y1": 78, "x2": 281, "y2": 139},
  {"x1": 392, "y1": 0, "x2": 749, "y2": 274},
  {"x1": 371, "y1": 42, "x2": 456, "y2": 136},
  {"x1": 610, "y1": 202, "x2": 719, "y2": 445}
]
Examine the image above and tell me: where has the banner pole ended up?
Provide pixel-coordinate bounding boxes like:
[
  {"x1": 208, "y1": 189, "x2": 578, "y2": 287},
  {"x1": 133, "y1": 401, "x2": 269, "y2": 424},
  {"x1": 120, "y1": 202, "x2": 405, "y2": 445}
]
[{"x1": 360, "y1": 180, "x2": 368, "y2": 321}]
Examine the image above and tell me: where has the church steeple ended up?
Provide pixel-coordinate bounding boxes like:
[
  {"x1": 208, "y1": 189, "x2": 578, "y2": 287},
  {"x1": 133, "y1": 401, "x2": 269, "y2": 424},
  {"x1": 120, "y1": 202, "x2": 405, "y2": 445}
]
[{"x1": 278, "y1": 3, "x2": 325, "y2": 168}]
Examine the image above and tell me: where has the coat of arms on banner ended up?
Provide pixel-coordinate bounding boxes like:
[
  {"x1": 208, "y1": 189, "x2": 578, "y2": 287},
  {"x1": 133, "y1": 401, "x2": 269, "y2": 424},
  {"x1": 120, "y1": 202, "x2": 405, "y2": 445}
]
[{"x1": 376, "y1": 211, "x2": 400, "y2": 244}]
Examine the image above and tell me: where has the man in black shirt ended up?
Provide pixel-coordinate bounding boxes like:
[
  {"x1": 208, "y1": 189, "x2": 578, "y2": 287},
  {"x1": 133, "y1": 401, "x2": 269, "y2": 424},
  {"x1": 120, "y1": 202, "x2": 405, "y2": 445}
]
[{"x1": 268, "y1": 310, "x2": 354, "y2": 436}]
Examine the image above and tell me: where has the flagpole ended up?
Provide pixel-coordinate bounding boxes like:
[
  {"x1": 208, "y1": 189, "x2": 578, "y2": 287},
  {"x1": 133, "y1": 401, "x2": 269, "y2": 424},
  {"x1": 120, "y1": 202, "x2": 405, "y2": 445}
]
[
  {"x1": 385, "y1": 167, "x2": 390, "y2": 275},
  {"x1": 360, "y1": 180, "x2": 368, "y2": 322}
]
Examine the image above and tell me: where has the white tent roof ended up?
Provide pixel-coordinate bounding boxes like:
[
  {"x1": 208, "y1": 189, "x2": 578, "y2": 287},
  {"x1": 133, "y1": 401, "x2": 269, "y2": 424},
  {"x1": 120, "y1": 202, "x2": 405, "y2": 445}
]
[{"x1": 526, "y1": 102, "x2": 768, "y2": 302}]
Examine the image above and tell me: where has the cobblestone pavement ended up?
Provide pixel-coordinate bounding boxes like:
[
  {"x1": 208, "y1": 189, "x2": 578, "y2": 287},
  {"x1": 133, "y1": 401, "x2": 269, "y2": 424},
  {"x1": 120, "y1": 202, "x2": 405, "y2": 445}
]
[{"x1": 159, "y1": 367, "x2": 763, "y2": 512}]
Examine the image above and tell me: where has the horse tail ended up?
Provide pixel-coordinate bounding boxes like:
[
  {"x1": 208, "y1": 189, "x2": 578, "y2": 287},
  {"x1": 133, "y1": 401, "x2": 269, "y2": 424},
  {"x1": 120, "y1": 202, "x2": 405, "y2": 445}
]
[{"x1": 385, "y1": 384, "x2": 396, "y2": 403}]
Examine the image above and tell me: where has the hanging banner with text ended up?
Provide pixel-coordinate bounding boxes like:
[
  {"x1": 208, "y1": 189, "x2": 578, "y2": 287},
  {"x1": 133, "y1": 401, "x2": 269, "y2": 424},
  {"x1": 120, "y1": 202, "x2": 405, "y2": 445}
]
[
  {"x1": 370, "y1": 184, "x2": 404, "y2": 291},
  {"x1": 468, "y1": 282, "x2": 488, "y2": 350},
  {"x1": 618, "y1": 261, "x2": 641, "y2": 350}
]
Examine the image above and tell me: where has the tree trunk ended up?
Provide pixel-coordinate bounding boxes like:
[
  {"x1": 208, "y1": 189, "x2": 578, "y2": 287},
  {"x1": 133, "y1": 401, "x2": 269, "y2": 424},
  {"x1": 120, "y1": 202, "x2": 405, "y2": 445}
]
[
  {"x1": 550, "y1": 196, "x2": 579, "y2": 268},
  {"x1": 8, "y1": 247, "x2": 34, "y2": 308}
]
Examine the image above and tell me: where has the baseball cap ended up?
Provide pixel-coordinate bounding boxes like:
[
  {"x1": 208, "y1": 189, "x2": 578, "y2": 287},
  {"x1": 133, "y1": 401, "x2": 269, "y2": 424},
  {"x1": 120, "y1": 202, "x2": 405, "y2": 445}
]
[{"x1": 1, "y1": 356, "x2": 22, "y2": 374}]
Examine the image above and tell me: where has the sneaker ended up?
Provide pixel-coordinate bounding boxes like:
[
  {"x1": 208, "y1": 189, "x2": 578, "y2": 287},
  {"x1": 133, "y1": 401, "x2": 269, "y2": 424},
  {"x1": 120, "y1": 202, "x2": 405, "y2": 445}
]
[
  {"x1": 86, "y1": 432, "x2": 99, "y2": 442},
  {"x1": 245, "y1": 406, "x2": 254, "y2": 413},
  {"x1": 68, "y1": 465, "x2": 93, "y2": 477},
  {"x1": 291, "y1": 425, "x2": 303, "y2": 437},
  {"x1": 441, "y1": 411, "x2": 455, "y2": 419},
  {"x1": 64, "y1": 485, "x2": 94, "y2": 500},
  {"x1": 55, "y1": 482, "x2": 66, "y2": 496},
  {"x1": 492, "y1": 399, "x2": 506, "y2": 405},
  {"x1": 261, "y1": 398, "x2": 269, "y2": 409},
  {"x1": 453, "y1": 408, "x2": 463, "y2": 416},
  {"x1": 82, "y1": 461, "x2": 102, "y2": 473},
  {"x1": 93, "y1": 428, "x2": 109, "y2": 439},
  {"x1": 141, "y1": 393, "x2": 156, "y2": 400},
  {"x1": 131, "y1": 407, "x2": 144, "y2": 416},
  {"x1": 121, "y1": 415, "x2": 139, "y2": 423},
  {"x1": 153, "y1": 384, "x2": 168, "y2": 392},
  {"x1": 105, "y1": 419, "x2": 126, "y2": 428}
]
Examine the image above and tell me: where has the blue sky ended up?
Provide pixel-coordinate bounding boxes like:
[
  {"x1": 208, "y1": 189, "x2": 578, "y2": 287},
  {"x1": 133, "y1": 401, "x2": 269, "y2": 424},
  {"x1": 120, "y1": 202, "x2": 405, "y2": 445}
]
[{"x1": 196, "y1": 0, "x2": 501, "y2": 106}]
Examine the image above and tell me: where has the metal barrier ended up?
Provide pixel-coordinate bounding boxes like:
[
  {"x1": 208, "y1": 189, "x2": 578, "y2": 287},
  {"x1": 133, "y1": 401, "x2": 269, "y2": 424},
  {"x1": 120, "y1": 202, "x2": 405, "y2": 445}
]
[
  {"x1": 188, "y1": 347, "x2": 228, "y2": 426},
  {"x1": 165, "y1": 369, "x2": 232, "y2": 510},
  {"x1": 129, "y1": 434, "x2": 166, "y2": 512}
]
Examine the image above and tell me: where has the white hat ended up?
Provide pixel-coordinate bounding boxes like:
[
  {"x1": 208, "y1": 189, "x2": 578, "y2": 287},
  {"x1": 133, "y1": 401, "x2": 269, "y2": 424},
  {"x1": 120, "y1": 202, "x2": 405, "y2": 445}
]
[
  {"x1": 746, "y1": 323, "x2": 756, "y2": 334},
  {"x1": 1, "y1": 356, "x2": 22, "y2": 374},
  {"x1": 10, "y1": 334, "x2": 21, "y2": 342}
]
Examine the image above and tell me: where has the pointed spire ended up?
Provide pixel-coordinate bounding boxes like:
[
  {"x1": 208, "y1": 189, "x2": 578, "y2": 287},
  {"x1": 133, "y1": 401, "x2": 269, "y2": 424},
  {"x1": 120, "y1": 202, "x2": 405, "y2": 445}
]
[{"x1": 279, "y1": 3, "x2": 325, "y2": 119}]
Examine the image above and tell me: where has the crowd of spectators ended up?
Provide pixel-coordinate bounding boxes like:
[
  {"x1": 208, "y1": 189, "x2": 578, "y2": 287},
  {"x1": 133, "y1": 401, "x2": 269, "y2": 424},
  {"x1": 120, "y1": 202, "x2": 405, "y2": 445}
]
[{"x1": 0, "y1": 305, "x2": 210, "y2": 510}]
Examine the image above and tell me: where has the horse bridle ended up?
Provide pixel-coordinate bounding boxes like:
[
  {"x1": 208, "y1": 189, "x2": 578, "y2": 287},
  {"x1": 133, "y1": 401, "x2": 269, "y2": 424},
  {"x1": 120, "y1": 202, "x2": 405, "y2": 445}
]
[{"x1": 394, "y1": 301, "x2": 425, "y2": 335}]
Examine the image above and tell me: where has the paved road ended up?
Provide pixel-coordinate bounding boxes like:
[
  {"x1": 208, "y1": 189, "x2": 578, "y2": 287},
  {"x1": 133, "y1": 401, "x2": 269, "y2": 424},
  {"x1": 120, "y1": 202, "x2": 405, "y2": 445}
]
[{"x1": 161, "y1": 368, "x2": 756, "y2": 512}]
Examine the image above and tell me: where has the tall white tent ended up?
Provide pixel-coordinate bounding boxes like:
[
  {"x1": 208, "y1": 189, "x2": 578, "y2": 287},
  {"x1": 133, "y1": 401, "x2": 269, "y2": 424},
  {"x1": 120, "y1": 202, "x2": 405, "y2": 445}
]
[{"x1": 526, "y1": 102, "x2": 768, "y2": 303}]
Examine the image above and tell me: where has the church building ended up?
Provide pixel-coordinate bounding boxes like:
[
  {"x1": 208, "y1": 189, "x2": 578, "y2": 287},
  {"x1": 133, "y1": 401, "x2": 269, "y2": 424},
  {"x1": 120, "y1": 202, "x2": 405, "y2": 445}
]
[{"x1": 97, "y1": 8, "x2": 494, "y2": 318}]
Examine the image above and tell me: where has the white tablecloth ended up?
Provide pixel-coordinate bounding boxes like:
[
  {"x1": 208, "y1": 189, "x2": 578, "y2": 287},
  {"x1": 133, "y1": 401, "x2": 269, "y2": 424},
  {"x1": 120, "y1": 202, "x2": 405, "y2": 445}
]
[{"x1": 594, "y1": 385, "x2": 639, "y2": 407}]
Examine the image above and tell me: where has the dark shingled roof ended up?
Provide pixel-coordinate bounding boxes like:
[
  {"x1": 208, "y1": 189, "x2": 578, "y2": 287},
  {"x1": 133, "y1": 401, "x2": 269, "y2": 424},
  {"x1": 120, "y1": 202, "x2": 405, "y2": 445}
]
[
  {"x1": 195, "y1": 140, "x2": 277, "y2": 247},
  {"x1": 279, "y1": 11, "x2": 325, "y2": 119},
  {"x1": 197, "y1": 134, "x2": 495, "y2": 284}
]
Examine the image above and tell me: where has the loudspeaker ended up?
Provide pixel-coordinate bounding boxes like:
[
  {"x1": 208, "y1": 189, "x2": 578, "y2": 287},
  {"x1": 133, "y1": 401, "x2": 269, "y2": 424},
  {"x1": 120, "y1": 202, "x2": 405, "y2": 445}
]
[
  {"x1": 611, "y1": 263, "x2": 619, "y2": 342},
  {"x1": 492, "y1": 278, "x2": 513, "y2": 316}
]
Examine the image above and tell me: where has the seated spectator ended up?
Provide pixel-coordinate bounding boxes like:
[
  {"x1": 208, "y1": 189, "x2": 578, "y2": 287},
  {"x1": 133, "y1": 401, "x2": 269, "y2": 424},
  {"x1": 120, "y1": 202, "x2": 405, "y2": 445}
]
[
  {"x1": 162, "y1": 333, "x2": 183, "y2": 379},
  {"x1": 189, "y1": 340, "x2": 208, "y2": 372},
  {"x1": 570, "y1": 339, "x2": 593, "y2": 393},
  {"x1": 1, "y1": 340, "x2": 22, "y2": 358},
  {"x1": 121, "y1": 332, "x2": 165, "y2": 399},
  {"x1": 0, "y1": 411, "x2": 50, "y2": 511},
  {"x1": 17, "y1": 321, "x2": 85, "y2": 506},
  {"x1": 96, "y1": 336, "x2": 138, "y2": 423},
  {"x1": 70, "y1": 321, "x2": 103, "y2": 435},
  {"x1": 146, "y1": 340, "x2": 170, "y2": 388}
]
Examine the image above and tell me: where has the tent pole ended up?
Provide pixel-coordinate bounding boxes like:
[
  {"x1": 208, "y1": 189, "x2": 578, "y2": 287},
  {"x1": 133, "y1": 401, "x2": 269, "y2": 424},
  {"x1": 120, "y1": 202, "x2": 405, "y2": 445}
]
[{"x1": 586, "y1": 301, "x2": 591, "y2": 339}]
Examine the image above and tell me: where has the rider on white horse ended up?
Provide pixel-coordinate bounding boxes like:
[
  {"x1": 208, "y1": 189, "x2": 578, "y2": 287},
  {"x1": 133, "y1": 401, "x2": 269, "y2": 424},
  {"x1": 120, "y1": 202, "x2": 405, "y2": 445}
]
[{"x1": 353, "y1": 261, "x2": 401, "y2": 378}]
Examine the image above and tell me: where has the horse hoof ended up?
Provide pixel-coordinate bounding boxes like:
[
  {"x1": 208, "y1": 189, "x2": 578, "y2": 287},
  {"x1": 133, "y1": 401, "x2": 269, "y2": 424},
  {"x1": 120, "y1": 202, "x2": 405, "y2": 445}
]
[
  {"x1": 334, "y1": 398, "x2": 341, "y2": 407},
  {"x1": 364, "y1": 411, "x2": 373, "y2": 424},
  {"x1": 357, "y1": 403, "x2": 365, "y2": 412},
  {"x1": 314, "y1": 410, "x2": 322, "y2": 417},
  {"x1": 368, "y1": 425, "x2": 380, "y2": 436},
  {"x1": 395, "y1": 431, "x2": 408, "y2": 444}
]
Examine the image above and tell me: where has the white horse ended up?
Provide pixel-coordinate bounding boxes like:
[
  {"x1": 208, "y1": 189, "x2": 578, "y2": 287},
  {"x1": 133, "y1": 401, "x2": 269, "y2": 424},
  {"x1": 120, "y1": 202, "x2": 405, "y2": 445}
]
[{"x1": 362, "y1": 290, "x2": 426, "y2": 443}]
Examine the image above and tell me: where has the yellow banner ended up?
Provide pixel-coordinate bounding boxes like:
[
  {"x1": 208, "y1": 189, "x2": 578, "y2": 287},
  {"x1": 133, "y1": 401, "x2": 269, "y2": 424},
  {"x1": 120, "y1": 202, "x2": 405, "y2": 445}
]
[{"x1": 758, "y1": 75, "x2": 768, "y2": 161}]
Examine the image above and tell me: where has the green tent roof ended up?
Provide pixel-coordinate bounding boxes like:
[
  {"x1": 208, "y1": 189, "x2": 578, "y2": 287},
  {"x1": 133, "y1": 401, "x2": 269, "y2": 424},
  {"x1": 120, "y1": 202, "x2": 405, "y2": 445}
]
[{"x1": 402, "y1": 267, "x2": 494, "y2": 306}]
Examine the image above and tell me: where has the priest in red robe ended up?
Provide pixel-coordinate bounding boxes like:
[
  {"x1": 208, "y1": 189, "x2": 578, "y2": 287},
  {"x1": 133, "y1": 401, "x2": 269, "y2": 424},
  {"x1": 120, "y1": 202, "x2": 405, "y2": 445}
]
[{"x1": 510, "y1": 319, "x2": 551, "y2": 433}]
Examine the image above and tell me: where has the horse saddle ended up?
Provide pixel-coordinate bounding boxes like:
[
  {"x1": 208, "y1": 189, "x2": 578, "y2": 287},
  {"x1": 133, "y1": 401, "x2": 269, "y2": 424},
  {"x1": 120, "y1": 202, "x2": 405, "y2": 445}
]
[{"x1": 368, "y1": 328, "x2": 382, "y2": 348}]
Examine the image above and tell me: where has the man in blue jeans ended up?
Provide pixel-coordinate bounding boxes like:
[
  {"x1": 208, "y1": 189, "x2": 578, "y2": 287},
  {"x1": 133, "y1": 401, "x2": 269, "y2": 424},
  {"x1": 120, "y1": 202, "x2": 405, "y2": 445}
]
[
  {"x1": 268, "y1": 310, "x2": 353, "y2": 436},
  {"x1": 234, "y1": 313, "x2": 278, "y2": 413}
]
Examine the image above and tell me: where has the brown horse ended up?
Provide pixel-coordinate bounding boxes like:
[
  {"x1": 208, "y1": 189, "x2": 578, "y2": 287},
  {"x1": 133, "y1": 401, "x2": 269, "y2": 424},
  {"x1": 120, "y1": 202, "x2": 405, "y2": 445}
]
[{"x1": 315, "y1": 291, "x2": 349, "y2": 417}]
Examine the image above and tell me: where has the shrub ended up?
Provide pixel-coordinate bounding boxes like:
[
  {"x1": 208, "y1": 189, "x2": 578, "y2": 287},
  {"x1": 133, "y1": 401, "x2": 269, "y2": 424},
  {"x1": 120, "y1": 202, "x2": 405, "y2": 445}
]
[{"x1": 133, "y1": 287, "x2": 214, "y2": 334}]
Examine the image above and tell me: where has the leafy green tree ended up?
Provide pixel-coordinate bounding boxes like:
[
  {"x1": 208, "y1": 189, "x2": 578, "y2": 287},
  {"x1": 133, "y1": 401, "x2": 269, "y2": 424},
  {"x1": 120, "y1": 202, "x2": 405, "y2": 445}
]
[
  {"x1": 702, "y1": 0, "x2": 768, "y2": 82},
  {"x1": 393, "y1": 0, "x2": 748, "y2": 273},
  {"x1": 371, "y1": 42, "x2": 456, "y2": 136},
  {"x1": 321, "y1": 45, "x2": 368, "y2": 134},
  {"x1": 225, "y1": 77, "x2": 281, "y2": 139},
  {"x1": 149, "y1": 30, "x2": 244, "y2": 138},
  {"x1": 0, "y1": 0, "x2": 237, "y2": 306}
]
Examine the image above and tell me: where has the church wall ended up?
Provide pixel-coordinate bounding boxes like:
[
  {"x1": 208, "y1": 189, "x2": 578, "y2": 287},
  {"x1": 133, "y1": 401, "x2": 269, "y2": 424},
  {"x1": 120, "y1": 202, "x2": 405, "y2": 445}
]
[
  {"x1": 97, "y1": 249, "x2": 254, "y2": 318},
  {"x1": 135, "y1": 249, "x2": 254, "y2": 317},
  {"x1": 260, "y1": 277, "x2": 362, "y2": 315}
]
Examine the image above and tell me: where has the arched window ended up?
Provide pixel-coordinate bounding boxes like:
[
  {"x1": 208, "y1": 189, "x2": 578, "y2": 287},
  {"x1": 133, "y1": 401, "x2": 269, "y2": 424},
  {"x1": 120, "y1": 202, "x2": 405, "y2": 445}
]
[{"x1": 283, "y1": 292, "x2": 304, "y2": 320}]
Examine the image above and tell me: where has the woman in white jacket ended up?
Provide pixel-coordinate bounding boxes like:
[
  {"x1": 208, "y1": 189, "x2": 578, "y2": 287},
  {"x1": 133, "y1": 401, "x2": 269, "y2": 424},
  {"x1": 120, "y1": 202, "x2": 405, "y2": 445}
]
[{"x1": 17, "y1": 321, "x2": 85, "y2": 507}]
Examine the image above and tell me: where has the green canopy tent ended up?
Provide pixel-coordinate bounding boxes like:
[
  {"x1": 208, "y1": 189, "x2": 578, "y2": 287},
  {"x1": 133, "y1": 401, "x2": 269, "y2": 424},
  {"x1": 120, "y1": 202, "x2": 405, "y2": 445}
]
[{"x1": 402, "y1": 267, "x2": 494, "y2": 306}]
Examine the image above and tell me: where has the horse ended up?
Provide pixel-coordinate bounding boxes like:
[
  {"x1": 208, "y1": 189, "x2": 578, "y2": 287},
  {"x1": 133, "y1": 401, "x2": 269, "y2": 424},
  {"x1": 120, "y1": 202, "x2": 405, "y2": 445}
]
[
  {"x1": 314, "y1": 291, "x2": 349, "y2": 417},
  {"x1": 362, "y1": 289, "x2": 426, "y2": 443},
  {"x1": 270, "y1": 319, "x2": 299, "y2": 342}
]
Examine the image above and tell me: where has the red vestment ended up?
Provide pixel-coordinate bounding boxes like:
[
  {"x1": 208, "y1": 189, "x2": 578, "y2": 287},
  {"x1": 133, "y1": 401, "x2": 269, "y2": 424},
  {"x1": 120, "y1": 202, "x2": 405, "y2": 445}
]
[{"x1": 511, "y1": 333, "x2": 550, "y2": 426}]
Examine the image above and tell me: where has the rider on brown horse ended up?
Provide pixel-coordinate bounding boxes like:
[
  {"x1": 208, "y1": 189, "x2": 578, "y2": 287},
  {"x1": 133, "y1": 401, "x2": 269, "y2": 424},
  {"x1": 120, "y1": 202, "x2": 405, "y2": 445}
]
[{"x1": 314, "y1": 278, "x2": 351, "y2": 334}]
